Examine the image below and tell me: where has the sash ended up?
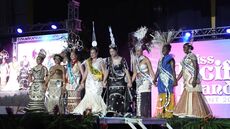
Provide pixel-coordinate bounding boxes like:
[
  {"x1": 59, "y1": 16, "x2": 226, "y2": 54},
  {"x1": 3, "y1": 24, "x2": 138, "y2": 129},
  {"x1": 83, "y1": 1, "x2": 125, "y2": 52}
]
[
  {"x1": 135, "y1": 56, "x2": 153, "y2": 85},
  {"x1": 158, "y1": 59, "x2": 174, "y2": 88},
  {"x1": 182, "y1": 54, "x2": 201, "y2": 83},
  {"x1": 182, "y1": 55, "x2": 195, "y2": 76},
  {"x1": 86, "y1": 58, "x2": 103, "y2": 81},
  {"x1": 67, "y1": 63, "x2": 80, "y2": 90},
  {"x1": 157, "y1": 57, "x2": 174, "y2": 108}
]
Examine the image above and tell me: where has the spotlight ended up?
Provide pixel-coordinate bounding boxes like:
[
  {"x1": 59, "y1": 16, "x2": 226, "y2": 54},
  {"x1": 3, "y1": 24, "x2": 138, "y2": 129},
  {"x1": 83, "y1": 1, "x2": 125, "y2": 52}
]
[
  {"x1": 51, "y1": 25, "x2": 57, "y2": 29},
  {"x1": 17, "y1": 28, "x2": 23, "y2": 34},
  {"x1": 182, "y1": 32, "x2": 192, "y2": 42},
  {"x1": 185, "y1": 32, "x2": 191, "y2": 37},
  {"x1": 226, "y1": 29, "x2": 230, "y2": 33}
]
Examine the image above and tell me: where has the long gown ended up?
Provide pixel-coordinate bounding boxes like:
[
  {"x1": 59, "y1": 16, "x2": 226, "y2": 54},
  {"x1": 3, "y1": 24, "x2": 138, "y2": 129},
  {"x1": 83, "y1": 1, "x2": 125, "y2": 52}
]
[
  {"x1": 156, "y1": 54, "x2": 175, "y2": 118},
  {"x1": 66, "y1": 62, "x2": 81, "y2": 113},
  {"x1": 25, "y1": 65, "x2": 48, "y2": 112},
  {"x1": 3, "y1": 62, "x2": 20, "y2": 91},
  {"x1": 0, "y1": 63, "x2": 9, "y2": 87},
  {"x1": 106, "y1": 57, "x2": 129, "y2": 115},
  {"x1": 135, "y1": 56, "x2": 152, "y2": 118},
  {"x1": 72, "y1": 58, "x2": 106, "y2": 116},
  {"x1": 173, "y1": 53, "x2": 212, "y2": 118},
  {"x1": 45, "y1": 68, "x2": 64, "y2": 114},
  {"x1": 18, "y1": 60, "x2": 30, "y2": 89}
]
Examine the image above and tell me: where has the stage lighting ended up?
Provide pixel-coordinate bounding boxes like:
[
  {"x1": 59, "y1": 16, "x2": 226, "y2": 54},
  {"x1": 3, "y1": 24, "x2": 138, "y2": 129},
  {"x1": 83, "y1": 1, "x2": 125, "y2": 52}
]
[
  {"x1": 185, "y1": 32, "x2": 191, "y2": 37},
  {"x1": 17, "y1": 28, "x2": 23, "y2": 34},
  {"x1": 182, "y1": 32, "x2": 192, "y2": 42},
  {"x1": 51, "y1": 25, "x2": 57, "y2": 29},
  {"x1": 226, "y1": 29, "x2": 230, "y2": 33}
]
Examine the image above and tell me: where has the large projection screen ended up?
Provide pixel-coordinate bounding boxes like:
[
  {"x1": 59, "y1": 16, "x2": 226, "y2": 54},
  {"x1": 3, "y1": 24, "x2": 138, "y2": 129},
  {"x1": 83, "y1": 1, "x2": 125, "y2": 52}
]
[{"x1": 14, "y1": 33, "x2": 68, "y2": 69}]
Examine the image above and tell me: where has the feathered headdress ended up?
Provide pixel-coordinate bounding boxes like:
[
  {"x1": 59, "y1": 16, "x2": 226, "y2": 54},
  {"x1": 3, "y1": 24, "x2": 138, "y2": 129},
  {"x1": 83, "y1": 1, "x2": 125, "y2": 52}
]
[
  {"x1": 150, "y1": 30, "x2": 179, "y2": 46},
  {"x1": 133, "y1": 26, "x2": 148, "y2": 41},
  {"x1": 132, "y1": 26, "x2": 150, "y2": 51}
]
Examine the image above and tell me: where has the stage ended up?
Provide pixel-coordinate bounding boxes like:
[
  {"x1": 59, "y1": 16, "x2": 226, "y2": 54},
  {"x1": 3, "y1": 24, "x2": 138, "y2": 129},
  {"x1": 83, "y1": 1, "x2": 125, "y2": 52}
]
[
  {"x1": 0, "y1": 113, "x2": 230, "y2": 129},
  {"x1": 100, "y1": 117, "x2": 171, "y2": 129},
  {"x1": 0, "y1": 113, "x2": 172, "y2": 129},
  {"x1": 0, "y1": 91, "x2": 170, "y2": 129},
  {"x1": 0, "y1": 90, "x2": 229, "y2": 129}
]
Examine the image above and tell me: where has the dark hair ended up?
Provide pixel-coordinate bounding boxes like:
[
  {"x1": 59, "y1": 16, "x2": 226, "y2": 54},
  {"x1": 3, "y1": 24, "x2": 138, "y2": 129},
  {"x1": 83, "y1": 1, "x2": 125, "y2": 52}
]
[
  {"x1": 69, "y1": 49, "x2": 82, "y2": 62},
  {"x1": 90, "y1": 47, "x2": 98, "y2": 53},
  {"x1": 36, "y1": 56, "x2": 45, "y2": 62},
  {"x1": 53, "y1": 54, "x2": 64, "y2": 62},
  {"x1": 184, "y1": 43, "x2": 194, "y2": 50},
  {"x1": 163, "y1": 44, "x2": 172, "y2": 51}
]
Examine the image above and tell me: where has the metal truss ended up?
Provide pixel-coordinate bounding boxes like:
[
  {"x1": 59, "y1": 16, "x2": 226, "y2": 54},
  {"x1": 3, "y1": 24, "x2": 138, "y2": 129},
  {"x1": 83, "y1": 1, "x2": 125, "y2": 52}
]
[
  {"x1": 0, "y1": 0, "x2": 81, "y2": 36},
  {"x1": 173, "y1": 26, "x2": 230, "y2": 41},
  {"x1": 66, "y1": 0, "x2": 81, "y2": 32},
  {"x1": 9, "y1": 21, "x2": 67, "y2": 35}
]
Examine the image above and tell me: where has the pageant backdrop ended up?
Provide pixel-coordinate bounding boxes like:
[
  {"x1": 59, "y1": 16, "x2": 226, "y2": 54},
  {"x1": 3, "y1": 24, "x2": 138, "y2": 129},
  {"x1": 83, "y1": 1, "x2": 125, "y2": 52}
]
[
  {"x1": 14, "y1": 33, "x2": 68, "y2": 69},
  {"x1": 146, "y1": 39, "x2": 230, "y2": 118}
]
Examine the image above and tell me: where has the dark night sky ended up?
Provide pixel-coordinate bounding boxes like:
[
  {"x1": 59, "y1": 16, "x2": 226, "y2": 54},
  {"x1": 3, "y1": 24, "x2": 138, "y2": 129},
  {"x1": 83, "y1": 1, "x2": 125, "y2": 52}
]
[
  {"x1": 34, "y1": 0, "x2": 158, "y2": 57},
  {"x1": 1, "y1": 0, "x2": 230, "y2": 58},
  {"x1": 27, "y1": 0, "x2": 230, "y2": 58}
]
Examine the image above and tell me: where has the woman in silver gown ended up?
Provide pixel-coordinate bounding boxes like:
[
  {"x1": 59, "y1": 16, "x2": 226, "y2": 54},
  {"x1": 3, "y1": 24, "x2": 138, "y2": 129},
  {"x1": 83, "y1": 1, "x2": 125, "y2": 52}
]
[
  {"x1": 132, "y1": 44, "x2": 155, "y2": 118},
  {"x1": 25, "y1": 49, "x2": 48, "y2": 112}
]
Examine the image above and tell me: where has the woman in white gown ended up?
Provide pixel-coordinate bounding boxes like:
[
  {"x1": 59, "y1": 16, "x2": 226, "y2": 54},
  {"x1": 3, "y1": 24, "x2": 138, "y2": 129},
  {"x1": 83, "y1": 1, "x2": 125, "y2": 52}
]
[
  {"x1": 0, "y1": 58, "x2": 9, "y2": 87},
  {"x1": 72, "y1": 47, "x2": 107, "y2": 116},
  {"x1": 3, "y1": 57, "x2": 20, "y2": 91}
]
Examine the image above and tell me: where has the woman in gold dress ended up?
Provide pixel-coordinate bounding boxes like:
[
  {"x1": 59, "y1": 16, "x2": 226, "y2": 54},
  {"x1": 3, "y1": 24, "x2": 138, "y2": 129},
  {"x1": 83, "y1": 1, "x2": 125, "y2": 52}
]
[{"x1": 45, "y1": 54, "x2": 66, "y2": 114}]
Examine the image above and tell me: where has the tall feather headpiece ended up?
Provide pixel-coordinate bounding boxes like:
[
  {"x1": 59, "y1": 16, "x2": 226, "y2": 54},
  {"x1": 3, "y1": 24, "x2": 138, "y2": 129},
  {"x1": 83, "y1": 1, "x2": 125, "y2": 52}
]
[
  {"x1": 150, "y1": 30, "x2": 179, "y2": 46},
  {"x1": 108, "y1": 26, "x2": 117, "y2": 49}
]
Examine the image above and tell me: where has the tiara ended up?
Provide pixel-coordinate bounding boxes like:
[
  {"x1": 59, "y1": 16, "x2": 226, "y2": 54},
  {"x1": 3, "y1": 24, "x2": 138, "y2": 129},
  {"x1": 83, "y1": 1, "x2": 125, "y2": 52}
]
[{"x1": 65, "y1": 31, "x2": 84, "y2": 52}]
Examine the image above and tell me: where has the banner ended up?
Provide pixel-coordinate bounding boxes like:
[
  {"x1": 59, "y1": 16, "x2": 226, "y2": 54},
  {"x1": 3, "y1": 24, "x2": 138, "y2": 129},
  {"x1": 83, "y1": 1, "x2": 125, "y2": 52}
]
[{"x1": 146, "y1": 39, "x2": 230, "y2": 118}]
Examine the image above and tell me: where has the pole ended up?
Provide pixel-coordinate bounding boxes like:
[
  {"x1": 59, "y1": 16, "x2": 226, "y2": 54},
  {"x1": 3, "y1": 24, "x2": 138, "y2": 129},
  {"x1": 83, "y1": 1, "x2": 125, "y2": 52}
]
[{"x1": 211, "y1": 0, "x2": 216, "y2": 28}]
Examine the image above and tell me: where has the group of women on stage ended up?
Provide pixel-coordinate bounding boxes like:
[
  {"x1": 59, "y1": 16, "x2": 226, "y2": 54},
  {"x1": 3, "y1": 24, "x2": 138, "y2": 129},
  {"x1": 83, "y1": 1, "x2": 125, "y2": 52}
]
[{"x1": 25, "y1": 42, "x2": 212, "y2": 118}]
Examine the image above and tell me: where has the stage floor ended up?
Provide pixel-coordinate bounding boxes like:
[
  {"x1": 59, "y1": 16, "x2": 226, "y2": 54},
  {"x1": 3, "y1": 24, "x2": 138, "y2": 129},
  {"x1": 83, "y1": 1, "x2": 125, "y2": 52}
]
[
  {"x1": 100, "y1": 117, "x2": 167, "y2": 125},
  {"x1": 0, "y1": 89, "x2": 171, "y2": 129},
  {"x1": 99, "y1": 117, "x2": 170, "y2": 129}
]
